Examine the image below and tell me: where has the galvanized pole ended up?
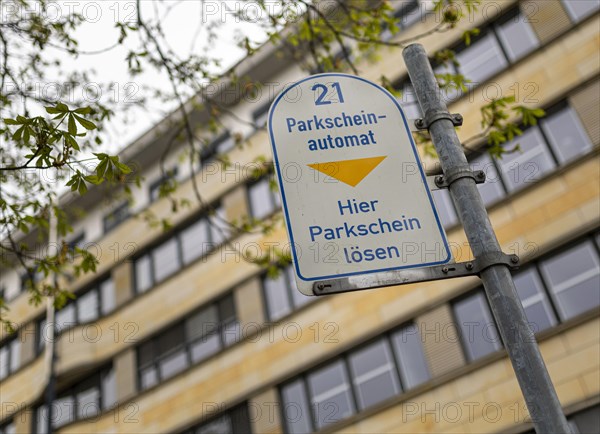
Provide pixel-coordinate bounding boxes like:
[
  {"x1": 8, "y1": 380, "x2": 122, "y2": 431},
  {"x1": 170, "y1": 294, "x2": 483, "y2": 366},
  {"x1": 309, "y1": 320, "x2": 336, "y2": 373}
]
[{"x1": 403, "y1": 44, "x2": 570, "y2": 433}]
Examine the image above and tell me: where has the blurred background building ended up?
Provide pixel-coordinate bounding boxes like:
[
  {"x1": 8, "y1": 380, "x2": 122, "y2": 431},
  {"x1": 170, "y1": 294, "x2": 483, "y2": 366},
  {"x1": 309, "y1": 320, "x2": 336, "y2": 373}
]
[{"x1": 1, "y1": 0, "x2": 599, "y2": 433}]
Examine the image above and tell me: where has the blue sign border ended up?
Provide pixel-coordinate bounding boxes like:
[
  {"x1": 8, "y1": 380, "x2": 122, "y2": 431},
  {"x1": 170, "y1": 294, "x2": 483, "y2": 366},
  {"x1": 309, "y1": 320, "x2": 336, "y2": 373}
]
[{"x1": 268, "y1": 73, "x2": 452, "y2": 282}]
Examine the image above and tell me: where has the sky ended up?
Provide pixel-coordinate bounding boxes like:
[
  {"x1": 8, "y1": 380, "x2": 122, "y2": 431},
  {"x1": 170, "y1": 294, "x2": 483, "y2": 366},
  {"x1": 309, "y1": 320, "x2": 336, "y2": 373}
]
[{"x1": 39, "y1": 1, "x2": 269, "y2": 154}]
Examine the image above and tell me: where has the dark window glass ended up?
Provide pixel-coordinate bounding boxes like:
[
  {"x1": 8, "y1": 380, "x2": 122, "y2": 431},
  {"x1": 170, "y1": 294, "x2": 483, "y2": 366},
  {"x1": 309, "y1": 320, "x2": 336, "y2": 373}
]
[
  {"x1": 201, "y1": 132, "x2": 234, "y2": 167},
  {"x1": 34, "y1": 365, "x2": 114, "y2": 433},
  {"x1": 540, "y1": 105, "x2": 593, "y2": 164},
  {"x1": 253, "y1": 101, "x2": 272, "y2": 128},
  {"x1": 103, "y1": 202, "x2": 129, "y2": 233},
  {"x1": 209, "y1": 206, "x2": 229, "y2": 245},
  {"x1": 263, "y1": 266, "x2": 312, "y2": 321},
  {"x1": 135, "y1": 254, "x2": 153, "y2": 293},
  {"x1": 513, "y1": 268, "x2": 558, "y2": 333},
  {"x1": 540, "y1": 241, "x2": 600, "y2": 320},
  {"x1": 0, "y1": 421, "x2": 15, "y2": 434},
  {"x1": 496, "y1": 12, "x2": 539, "y2": 62},
  {"x1": 432, "y1": 189, "x2": 458, "y2": 228},
  {"x1": 187, "y1": 305, "x2": 221, "y2": 363},
  {"x1": 55, "y1": 303, "x2": 76, "y2": 332},
  {"x1": 348, "y1": 338, "x2": 401, "y2": 410},
  {"x1": 391, "y1": 323, "x2": 431, "y2": 389},
  {"x1": 470, "y1": 153, "x2": 506, "y2": 207},
  {"x1": 100, "y1": 279, "x2": 116, "y2": 315},
  {"x1": 152, "y1": 237, "x2": 180, "y2": 282},
  {"x1": 0, "y1": 337, "x2": 20, "y2": 380},
  {"x1": 249, "y1": 176, "x2": 280, "y2": 219},
  {"x1": 454, "y1": 292, "x2": 502, "y2": 361},
  {"x1": 456, "y1": 32, "x2": 508, "y2": 85},
  {"x1": 398, "y1": 82, "x2": 422, "y2": 119},
  {"x1": 0, "y1": 346, "x2": 8, "y2": 380},
  {"x1": 495, "y1": 127, "x2": 557, "y2": 192},
  {"x1": 307, "y1": 360, "x2": 355, "y2": 429},
  {"x1": 77, "y1": 289, "x2": 99, "y2": 323},
  {"x1": 138, "y1": 295, "x2": 237, "y2": 389},
  {"x1": 149, "y1": 168, "x2": 178, "y2": 201},
  {"x1": 281, "y1": 379, "x2": 313, "y2": 434},
  {"x1": 185, "y1": 403, "x2": 252, "y2": 434},
  {"x1": 264, "y1": 273, "x2": 293, "y2": 320},
  {"x1": 563, "y1": 0, "x2": 600, "y2": 22},
  {"x1": 570, "y1": 404, "x2": 600, "y2": 433}
]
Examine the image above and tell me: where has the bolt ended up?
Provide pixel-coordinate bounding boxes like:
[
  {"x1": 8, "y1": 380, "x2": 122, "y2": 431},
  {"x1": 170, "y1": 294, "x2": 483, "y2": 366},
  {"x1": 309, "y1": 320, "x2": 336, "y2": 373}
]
[
  {"x1": 466, "y1": 262, "x2": 473, "y2": 270},
  {"x1": 317, "y1": 284, "x2": 324, "y2": 290},
  {"x1": 477, "y1": 171, "x2": 485, "y2": 179},
  {"x1": 442, "y1": 266, "x2": 449, "y2": 273},
  {"x1": 511, "y1": 255, "x2": 519, "y2": 264},
  {"x1": 415, "y1": 119, "x2": 425, "y2": 128},
  {"x1": 435, "y1": 175, "x2": 445, "y2": 186},
  {"x1": 454, "y1": 114, "x2": 463, "y2": 123}
]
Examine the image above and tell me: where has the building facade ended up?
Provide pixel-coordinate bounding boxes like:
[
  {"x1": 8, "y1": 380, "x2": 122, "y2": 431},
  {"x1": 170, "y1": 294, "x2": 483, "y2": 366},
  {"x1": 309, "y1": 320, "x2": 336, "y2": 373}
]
[{"x1": 1, "y1": 1, "x2": 599, "y2": 433}]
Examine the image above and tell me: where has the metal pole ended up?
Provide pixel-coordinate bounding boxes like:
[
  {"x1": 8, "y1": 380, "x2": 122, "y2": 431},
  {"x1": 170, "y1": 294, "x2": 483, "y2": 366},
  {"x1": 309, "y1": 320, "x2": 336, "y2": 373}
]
[
  {"x1": 45, "y1": 205, "x2": 57, "y2": 434},
  {"x1": 403, "y1": 44, "x2": 570, "y2": 433}
]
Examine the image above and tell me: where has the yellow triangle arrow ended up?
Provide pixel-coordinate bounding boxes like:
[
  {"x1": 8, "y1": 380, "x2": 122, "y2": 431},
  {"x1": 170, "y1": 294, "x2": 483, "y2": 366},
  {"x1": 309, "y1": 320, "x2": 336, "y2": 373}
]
[{"x1": 308, "y1": 156, "x2": 387, "y2": 187}]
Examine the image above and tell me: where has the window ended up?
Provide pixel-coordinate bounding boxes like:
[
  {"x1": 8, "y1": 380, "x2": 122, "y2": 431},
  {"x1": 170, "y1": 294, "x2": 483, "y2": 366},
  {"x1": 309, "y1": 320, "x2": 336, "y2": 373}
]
[
  {"x1": 200, "y1": 132, "x2": 235, "y2": 167},
  {"x1": 102, "y1": 202, "x2": 129, "y2": 233},
  {"x1": 390, "y1": 323, "x2": 431, "y2": 389},
  {"x1": 453, "y1": 291, "x2": 502, "y2": 361},
  {"x1": 34, "y1": 365, "x2": 115, "y2": 433},
  {"x1": 349, "y1": 338, "x2": 401, "y2": 410},
  {"x1": 495, "y1": 11, "x2": 540, "y2": 62},
  {"x1": 135, "y1": 254, "x2": 153, "y2": 293},
  {"x1": 134, "y1": 205, "x2": 226, "y2": 293},
  {"x1": 470, "y1": 153, "x2": 506, "y2": 207},
  {"x1": 456, "y1": 31, "x2": 508, "y2": 85},
  {"x1": 540, "y1": 105, "x2": 593, "y2": 164},
  {"x1": 540, "y1": 240, "x2": 600, "y2": 321},
  {"x1": 431, "y1": 189, "x2": 458, "y2": 228},
  {"x1": 181, "y1": 403, "x2": 252, "y2": 434},
  {"x1": 382, "y1": 0, "x2": 421, "y2": 40},
  {"x1": 563, "y1": 0, "x2": 600, "y2": 22},
  {"x1": 513, "y1": 268, "x2": 558, "y2": 333},
  {"x1": 397, "y1": 81, "x2": 422, "y2": 119},
  {"x1": 37, "y1": 276, "x2": 115, "y2": 350},
  {"x1": 568, "y1": 404, "x2": 600, "y2": 433},
  {"x1": 137, "y1": 294, "x2": 238, "y2": 390},
  {"x1": 253, "y1": 101, "x2": 272, "y2": 128},
  {"x1": 248, "y1": 176, "x2": 280, "y2": 220},
  {"x1": 0, "y1": 420, "x2": 15, "y2": 434},
  {"x1": 0, "y1": 337, "x2": 21, "y2": 380},
  {"x1": 149, "y1": 167, "x2": 178, "y2": 201},
  {"x1": 281, "y1": 322, "x2": 430, "y2": 431},
  {"x1": 308, "y1": 359, "x2": 355, "y2": 430},
  {"x1": 152, "y1": 237, "x2": 180, "y2": 282},
  {"x1": 263, "y1": 266, "x2": 312, "y2": 321},
  {"x1": 432, "y1": 8, "x2": 539, "y2": 99},
  {"x1": 495, "y1": 127, "x2": 556, "y2": 192}
]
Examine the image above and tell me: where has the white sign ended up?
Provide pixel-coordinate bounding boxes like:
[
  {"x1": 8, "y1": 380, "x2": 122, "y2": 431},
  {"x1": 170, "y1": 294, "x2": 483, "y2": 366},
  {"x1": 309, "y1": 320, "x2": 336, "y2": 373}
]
[{"x1": 268, "y1": 73, "x2": 451, "y2": 295}]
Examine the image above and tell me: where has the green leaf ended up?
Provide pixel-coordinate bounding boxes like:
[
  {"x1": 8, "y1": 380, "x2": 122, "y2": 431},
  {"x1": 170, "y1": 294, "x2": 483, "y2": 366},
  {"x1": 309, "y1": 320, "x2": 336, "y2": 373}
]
[
  {"x1": 73, "y1": 114, "x2": 96, "y2": 130},
  {"x1": 74, "y1": 107, "x2": 92, "y2": 115},
  {"x1": 3, "y1": 118, "x2": 18, "y2": 125},
  {"x1": 68, "y1": 115, "x2": 77, "y2": 135}
]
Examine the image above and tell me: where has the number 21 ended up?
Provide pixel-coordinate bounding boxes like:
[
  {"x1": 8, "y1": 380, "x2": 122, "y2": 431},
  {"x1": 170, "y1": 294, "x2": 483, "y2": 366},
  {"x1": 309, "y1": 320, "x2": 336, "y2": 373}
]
[{"x1": 312, "y1": 82, "x2": 345, "y2": 105}]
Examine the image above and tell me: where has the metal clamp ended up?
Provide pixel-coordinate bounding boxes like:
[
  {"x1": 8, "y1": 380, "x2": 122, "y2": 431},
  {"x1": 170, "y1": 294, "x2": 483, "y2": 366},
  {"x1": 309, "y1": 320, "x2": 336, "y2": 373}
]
[
  {"x1": 434, "y1": 168, "x2": 486, "y2": 189},
  {"x1": 312, "y1": 253, "x2": 520, "y2": 296},
  {"x1": 415, "y1": 112, "x2": 463, "y2": 130}
]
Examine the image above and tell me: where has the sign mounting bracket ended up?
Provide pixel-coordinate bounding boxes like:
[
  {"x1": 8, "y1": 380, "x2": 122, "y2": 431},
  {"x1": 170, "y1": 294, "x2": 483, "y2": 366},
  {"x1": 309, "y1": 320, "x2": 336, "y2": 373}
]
[{"x1": 312, "y1": 253, "x2": 520, "y2": 295}]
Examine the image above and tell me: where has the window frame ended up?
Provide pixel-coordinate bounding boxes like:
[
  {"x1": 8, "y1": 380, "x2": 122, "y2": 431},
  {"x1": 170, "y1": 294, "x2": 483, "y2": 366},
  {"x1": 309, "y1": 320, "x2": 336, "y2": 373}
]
[
  {"x1": 136, "y1": 293, "x2": 239, "y2": 391},
  {"x1": 133, "y1": 203, "x2": 225, "y2": 294},
  {"x1": 280, "y1": 321, "x2": 430, "y2": 432},
  {"x1": 102, "y1": 201, "x2": 130, "y2": 234}
]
